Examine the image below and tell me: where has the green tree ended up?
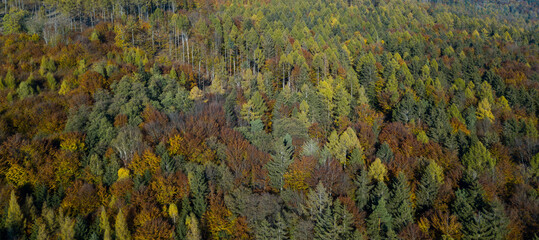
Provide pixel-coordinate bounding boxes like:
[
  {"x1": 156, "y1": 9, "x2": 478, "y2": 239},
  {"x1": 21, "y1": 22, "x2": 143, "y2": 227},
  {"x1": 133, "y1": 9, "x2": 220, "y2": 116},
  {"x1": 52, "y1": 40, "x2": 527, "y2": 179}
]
[
  {"x1": 265, "y1": 134, "x2": 294, "y2": 191},
  {"x1": 2, "y1": 8, "x2": 27, "y2": 34},
  {"x1": 188, "y1": 166, "x2": 207, "y2": 218},
  {"x1": 355, "y1": 169, "x2": 372, "y2": 211},
  {"x1": 388, "y1": 173, "x2": 413, "y2": 230},
  {"x1": 376, "y1": 142, "x2": 394, "y2": 163},
  {"x1": 366, "y1": 198, "x2": 396, "y2": 240},
  {"x1": 241, "y1": 91, "x2": 267, "y2": 122},
  {"x1": 416, "y1": 161, "x2": 441, "y2": 214},
  {"x1": 462, "y1": 141, "x2": 495, "y2": 172}
]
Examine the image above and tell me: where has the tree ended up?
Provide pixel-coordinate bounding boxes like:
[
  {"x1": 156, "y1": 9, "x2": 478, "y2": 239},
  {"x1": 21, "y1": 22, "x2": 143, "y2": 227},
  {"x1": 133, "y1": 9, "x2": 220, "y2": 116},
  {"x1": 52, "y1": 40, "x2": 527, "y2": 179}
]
[
  {"x1": 476, "y1": 98, "x2": 494, "y2": 122},
  {"x1": 188, "y1": 167, "x2": 207, "y2": 218},
  {"x1": 368, "y1": 158, "x2": 387, "y2": 182},
  {"x1": 416, "y1": 161, "x2": 441, "y2": 214},
  {"x1": 265, "y1": 134, "x2": 294, "y2": 191},
  {"x1": 388, "y1": 173, "x2": 413, "y2": 231},
  {"x1": 185, "y1": 213, "x2": 201, "y2": 240},
  {"x1": 116, "y1": 209, "x2": 131, "y2": 240},
  {"x1": 366, "y1": 198, "x2": 396, "y2": 240},
  {"x1": 6, "y1": 190, "x2": 23, "y2": 238},
  {"x1": 2, "y1": 8, "x2": 27, "y2": 34},
  {"x1": 462, "y1": 141, "x2": 495, "y2": 172},
  {"x1": 376, "y1": 142, "x2": 394, "y2": 163},
  {"x1": 354, "y1": 169, "x2": 372, "y2": 211},
  {"x1": 303, "y1": 182, "x2": 334, "y2": 240},
  {"x1": 240, "y1": 91, "x2": 267, "y2": 122},
  {"x1": 99, "y1": 207, "x2": 112, "y2": 240}
]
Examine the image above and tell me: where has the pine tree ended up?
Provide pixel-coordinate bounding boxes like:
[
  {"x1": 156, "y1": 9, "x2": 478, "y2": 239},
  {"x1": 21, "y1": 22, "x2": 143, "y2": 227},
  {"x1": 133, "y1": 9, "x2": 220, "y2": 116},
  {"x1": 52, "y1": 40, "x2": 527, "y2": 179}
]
[
  {"x1": 354, "y1": 169, "x2": 372, "y2": 211},
  {"x1": 6, "y1": 190, "x2": 23, "y2": 238},
  {"x1": 273, "y1": 212, "x2": 288, "y2": 240},
  {"x1": 175, "y1": 197, "x2": 191, "y2": 240},
  {"x1": 255, "y1": 219, "x2": 273, "y2": 240},
  {"x1": 314, "y1": 205, "x2": 335, "y2": 240},
  {"x1": 99, "y1": 206, "x2": 111, "y2": 240},
  {"x1": 115, "y1": 209, "x2": 131, "y2": 240},
  {"x1": 334, "y1": 83, "x2": 351, "y2": 119},
  {"x1": 366, "y1": 198, "x2": 396, "y2": 240},
  {"x1": 266, "y1": 134, "x2": 294, "y2": 191},
  {"x1": 416, "y1": 162, "x2": 440, "y2": 214},
  {"x1": 304, "y1": 183, "x2": 334, "y2": 240},
  {"x1": 333, "y1": 200, "x2": 354, "y2": 239},
  {"x1": 376, "y1": 142, "x2": 394, "y2": 163},
  {"x1": 388, "y1": 173, "x2": 414, "y2": 230},
  {"x1": 369, "y1": 181, "x2": 390, "y2": 212},
  {"x1": 188, "y1": 167, "x2": 207, "y2": 218}
]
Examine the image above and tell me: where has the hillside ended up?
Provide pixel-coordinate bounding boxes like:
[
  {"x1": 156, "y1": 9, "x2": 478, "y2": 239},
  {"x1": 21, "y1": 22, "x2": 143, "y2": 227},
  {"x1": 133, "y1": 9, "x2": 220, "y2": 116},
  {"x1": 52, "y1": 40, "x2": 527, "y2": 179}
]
[{"x1": 0, "y1": 0, "x2": 537, "y2": 239}]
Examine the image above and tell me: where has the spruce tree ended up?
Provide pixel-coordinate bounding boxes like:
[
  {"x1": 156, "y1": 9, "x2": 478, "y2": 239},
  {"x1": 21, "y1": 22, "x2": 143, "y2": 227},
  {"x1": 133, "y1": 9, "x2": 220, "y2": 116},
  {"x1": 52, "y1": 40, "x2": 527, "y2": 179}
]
[
  {"x1": 354, "y1": 169, "x2": 371, "y2": 211},
  {"x1": 366, "y1": 198, "x2": 396, "y2": 240},
  {"x1": 333, "y1": 200, "x2": 354, "y2": 239},
  {"x1": 416, "y1": 162, "x2": 440, "y2": 214},
  {"x1": 265, "y1": 134, "x2": 294, "y2": 191},
  {"x1": 188, "y1": 166, "x2": 207, "y2": 218},
  {"x1": 175, "y1": 197, "x2": 191, "y2": 240},
  {"x1": 388, "y1": 173, "x2": 414, "y2": 230}
]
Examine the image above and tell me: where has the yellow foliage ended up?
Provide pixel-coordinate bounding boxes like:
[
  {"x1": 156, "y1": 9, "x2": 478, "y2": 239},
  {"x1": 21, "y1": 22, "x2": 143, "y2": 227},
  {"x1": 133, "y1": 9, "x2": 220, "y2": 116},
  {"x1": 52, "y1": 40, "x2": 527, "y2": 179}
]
[
  {"x1": 368, "y1": 158, "x2": 387, "y2": 182},
  {"x1": 477, "y1": 98, "x2": 495, "y2": 122},
  {"x1": 150, "y1": 176, "x2": 180, "y2": 205},
  {"x1": 205, "y1": 201, "x2": 236, "y2": 240},
  {"x1": 6, "y1": 164, "x2": 32, "y2": 187},
  {"x1": 284, "y1": 169, "x2": 310, "y2": 192},
  {"x1": 60, "y1": 135, "x2": 85, "y2": 152},
  {"x1": 117, "y1": 168, "x2": 130, "y2": 181},
  {"x1": 418, "y1": 216, "x2": 430, "y2": 234},
  {"x1": 189, "y1": 86, "x2": 204, "y2": 100},
  {"x1": 129, "y1": 149, "x2": 161, "y2": 176},
  {"x1": 168, "y1": 134, "x2": 183, "y2": 155}
]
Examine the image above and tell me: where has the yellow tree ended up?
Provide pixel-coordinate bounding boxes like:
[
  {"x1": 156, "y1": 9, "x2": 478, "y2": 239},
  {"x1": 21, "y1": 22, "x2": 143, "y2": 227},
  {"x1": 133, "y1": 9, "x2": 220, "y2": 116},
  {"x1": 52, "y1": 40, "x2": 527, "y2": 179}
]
[
  {"x1": 368, "y1": 158, "x2": 388, "y2": 182},
  {"x1": 477, "y1": 98, "x2": 494, "y2": 122}
]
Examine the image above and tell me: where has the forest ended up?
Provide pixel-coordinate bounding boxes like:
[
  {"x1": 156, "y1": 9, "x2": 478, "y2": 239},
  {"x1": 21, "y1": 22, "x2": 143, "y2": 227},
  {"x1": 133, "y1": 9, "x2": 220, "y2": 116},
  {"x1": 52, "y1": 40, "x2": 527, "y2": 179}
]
[{"x1": 0, "y1": 0, "x2": 537, "y2": 239}]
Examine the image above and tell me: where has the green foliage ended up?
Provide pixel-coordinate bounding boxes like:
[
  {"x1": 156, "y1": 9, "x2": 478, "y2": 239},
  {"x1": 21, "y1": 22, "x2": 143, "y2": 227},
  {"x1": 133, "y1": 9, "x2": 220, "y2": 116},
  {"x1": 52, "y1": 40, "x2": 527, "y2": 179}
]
[
  {"x1": 3, "y1": 8, "x2": 27, "y2": 34},
  {"x1": 366, "y1": 198, "x2": 396, "y2": 240},
  {"x1": 416, "y1": 161, "x2": 441, "y2": 214},
  {"x1": 266, "y1": 134, "x2": 294, "y2": 191},
  {"x1": 388, "y1": 173, "x2": 414, "y2": 231},
  {"x1": 0, "y1": 0, "x2": 536, "y2": 239},
  {"x1": 462, "y1": 141, "x2": 496, "y2": 172}
]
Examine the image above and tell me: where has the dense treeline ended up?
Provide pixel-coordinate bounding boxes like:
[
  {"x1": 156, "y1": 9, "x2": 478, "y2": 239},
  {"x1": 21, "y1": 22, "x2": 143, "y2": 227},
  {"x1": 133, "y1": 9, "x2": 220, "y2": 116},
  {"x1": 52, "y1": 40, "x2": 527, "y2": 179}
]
[{"x1": 0, "y1": 0, "x2": 537, "y2": 239}]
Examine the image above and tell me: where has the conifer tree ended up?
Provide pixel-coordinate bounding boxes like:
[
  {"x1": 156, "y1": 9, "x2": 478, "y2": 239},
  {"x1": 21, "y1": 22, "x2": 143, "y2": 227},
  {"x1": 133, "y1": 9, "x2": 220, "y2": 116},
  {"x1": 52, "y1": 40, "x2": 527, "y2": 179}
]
[
  {"x1": 354, "y1": 169, "x2": 371, "y2": 211},
  {"x1": 175, "y1": 197, "x2": 191, "y2": 240},
  {"x1": 333, "y1": 200, "x2": 354, "y2": 239},
  {"x1": 99, "y1": 206, "x2": 111, "y2": 240},
  {"x1": 188, "y1": 167, "x2": 207, "y2": 218},
  {"x1": 368, "y1": 158, "x2": 388, "y2": 182},
  {"x1": 115, "y1": 209, "x2": 131, "y2": 240},
  {"x1": 388, "y1": 173, "x2": 414, "y2": 230},
  {"x1": 416, "y1": 162, "x2": 441, "y2": 214},
  {"x1": 462, "y1": 141, "x2": 495, "y2": 173},
  {"x1": 266, "y1": 134, "x2": 294, "y2": 191},
  {"x1": 366, "y1": 198, "x2": 396, "y2": 240},
  {"x1": 6, "y1": 190, "x2": 23, "y2": 238}
]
